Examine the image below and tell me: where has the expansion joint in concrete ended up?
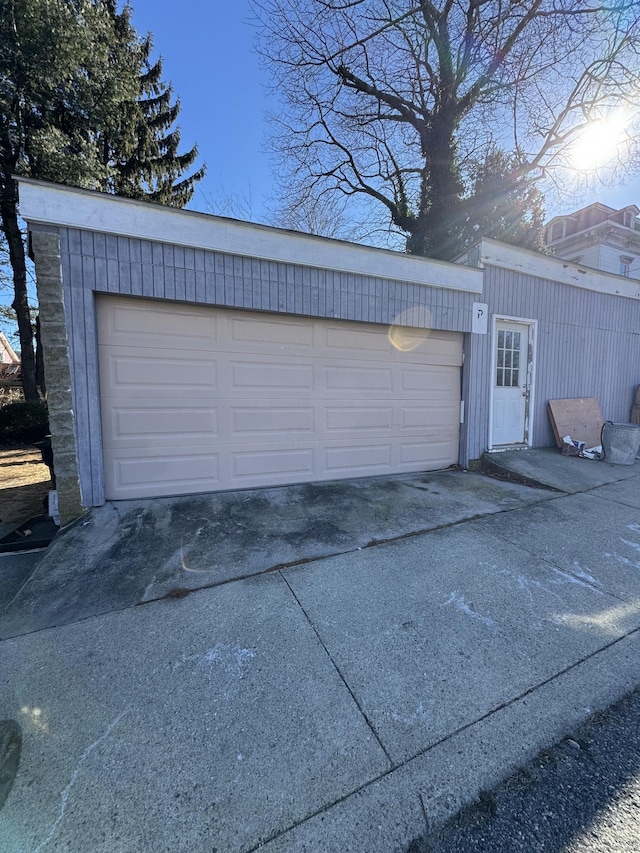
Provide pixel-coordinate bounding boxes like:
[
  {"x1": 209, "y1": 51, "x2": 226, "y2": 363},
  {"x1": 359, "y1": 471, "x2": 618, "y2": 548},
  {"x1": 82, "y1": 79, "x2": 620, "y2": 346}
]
[
  {"x1": 278, "y1": 569, "x2": 394, "y2": 768},
  {"x1": 399, "y1": 622, "x2": 640, "y2": 769},
  {"x1": 243, "y1": 623, "x2": 640, "y2": 853}
]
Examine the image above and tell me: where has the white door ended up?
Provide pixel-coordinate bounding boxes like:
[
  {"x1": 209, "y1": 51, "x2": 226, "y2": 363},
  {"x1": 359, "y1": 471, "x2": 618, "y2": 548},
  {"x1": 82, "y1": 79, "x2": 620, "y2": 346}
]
[
  {"x1": 491, "y1": 320, "x2": 531, "y2": 447},
  {"x1": 97, "y1": 296, "x2": 464, "y2": 499}
]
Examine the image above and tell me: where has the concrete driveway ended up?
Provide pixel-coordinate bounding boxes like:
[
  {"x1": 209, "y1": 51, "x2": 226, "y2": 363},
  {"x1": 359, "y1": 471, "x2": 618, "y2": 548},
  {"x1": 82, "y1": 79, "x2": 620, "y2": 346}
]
[{"x1": 1, "y1": 450, "x2": 640, "y2": 852}]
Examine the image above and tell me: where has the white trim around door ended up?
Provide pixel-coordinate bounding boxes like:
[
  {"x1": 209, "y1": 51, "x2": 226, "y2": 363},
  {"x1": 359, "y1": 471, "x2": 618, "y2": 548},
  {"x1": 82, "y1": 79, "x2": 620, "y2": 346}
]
[{"x1": 488, "y1": 315, "x2": 537, "y2": 450}]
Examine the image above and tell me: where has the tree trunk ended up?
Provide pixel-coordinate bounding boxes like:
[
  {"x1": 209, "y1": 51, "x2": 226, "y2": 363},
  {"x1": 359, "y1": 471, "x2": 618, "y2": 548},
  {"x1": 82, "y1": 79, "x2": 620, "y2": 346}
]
[
  {"x1": 410, "y1": 198, "x2": 464, "y2": 260},
  {"x1": 0, "y1": 181, "x2": 38, "y2": 401},
  {"x1": 407, "y1": 111, "x2": 465, "y2": 261}
]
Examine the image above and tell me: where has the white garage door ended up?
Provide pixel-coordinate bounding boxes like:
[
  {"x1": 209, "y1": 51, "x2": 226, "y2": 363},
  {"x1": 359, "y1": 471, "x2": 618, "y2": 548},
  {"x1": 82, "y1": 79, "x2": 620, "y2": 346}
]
[{"x1": 97, "y1": 296, "x2": 462, "y2": 499}]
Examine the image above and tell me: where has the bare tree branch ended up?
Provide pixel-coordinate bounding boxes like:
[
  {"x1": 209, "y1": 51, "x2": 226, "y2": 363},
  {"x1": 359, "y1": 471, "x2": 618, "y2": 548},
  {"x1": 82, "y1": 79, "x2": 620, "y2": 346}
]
[{"x1": 255, "y1": 0, "x2": 640, "y2": 258}]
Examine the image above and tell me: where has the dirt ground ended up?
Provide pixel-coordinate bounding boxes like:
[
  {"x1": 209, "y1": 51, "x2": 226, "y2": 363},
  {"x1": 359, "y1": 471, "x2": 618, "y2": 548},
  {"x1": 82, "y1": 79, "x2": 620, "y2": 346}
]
[{"x1": 0, "y1": 445, "x2": 52, "y2": 527}]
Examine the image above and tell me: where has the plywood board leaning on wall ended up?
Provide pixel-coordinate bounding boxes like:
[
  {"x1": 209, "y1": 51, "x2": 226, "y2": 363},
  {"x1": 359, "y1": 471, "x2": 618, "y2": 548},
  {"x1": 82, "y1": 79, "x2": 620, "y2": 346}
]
[{"x1": 547, "y1": 398, "x2": 604, "y2": 448}]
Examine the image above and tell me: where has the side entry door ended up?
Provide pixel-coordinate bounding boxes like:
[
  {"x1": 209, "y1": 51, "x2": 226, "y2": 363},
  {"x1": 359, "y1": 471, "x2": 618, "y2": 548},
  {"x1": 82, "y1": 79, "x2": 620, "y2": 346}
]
[{"x1": 491, "y1": 320, "x2": 531, "y2": 446}]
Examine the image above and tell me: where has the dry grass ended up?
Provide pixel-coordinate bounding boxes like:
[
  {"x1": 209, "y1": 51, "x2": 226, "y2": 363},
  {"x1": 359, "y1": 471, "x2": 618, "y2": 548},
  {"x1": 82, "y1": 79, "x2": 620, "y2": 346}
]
[{"x1": 0, "y1": 445, "x2": 52, "y2": 525}]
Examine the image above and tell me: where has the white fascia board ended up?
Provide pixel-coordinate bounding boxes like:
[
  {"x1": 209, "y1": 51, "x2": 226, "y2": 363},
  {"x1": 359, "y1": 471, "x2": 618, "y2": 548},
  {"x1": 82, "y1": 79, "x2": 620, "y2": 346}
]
[
  {"x1": 17, "y1": 178, "x2": 483, "y2": 294},
  {"x1": 478, "y1": 238, "x2": 640, "y2": 300}
]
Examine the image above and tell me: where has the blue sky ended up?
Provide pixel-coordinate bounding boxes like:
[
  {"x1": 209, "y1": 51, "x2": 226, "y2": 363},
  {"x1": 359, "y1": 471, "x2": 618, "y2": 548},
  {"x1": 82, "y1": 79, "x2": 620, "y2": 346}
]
[
  {"x1": 3, "y1": 1, "x2": 271, "y2": 326},
  {"x1": 3, "y1": 0, "x2": 640, "y2": 327},
  {"x1": 127, "y1": 0, "x2": 640, "y2": 221},
  {"x1": 128, "y1": 0, "x2": 274, "y2": 220}
]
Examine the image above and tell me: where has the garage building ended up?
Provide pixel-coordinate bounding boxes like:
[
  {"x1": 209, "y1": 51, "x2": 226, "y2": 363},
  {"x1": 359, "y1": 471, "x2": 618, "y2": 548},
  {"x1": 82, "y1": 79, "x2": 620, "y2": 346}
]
[{"x1": 19, "y1": 179, "x2": 482, "y2": 520}]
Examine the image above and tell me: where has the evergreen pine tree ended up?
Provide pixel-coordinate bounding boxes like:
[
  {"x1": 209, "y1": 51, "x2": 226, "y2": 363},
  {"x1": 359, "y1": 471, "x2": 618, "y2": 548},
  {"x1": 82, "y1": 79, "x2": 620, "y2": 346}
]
[
  {"x1": 0, "y1": 0, "x2": 205, "y2": 399},
  {"x1": 100, "y1": 2, "x2": 205, "y2": 207},
  {"x1": 459, "y1": 148, "x2": 546, "y2": 255}
]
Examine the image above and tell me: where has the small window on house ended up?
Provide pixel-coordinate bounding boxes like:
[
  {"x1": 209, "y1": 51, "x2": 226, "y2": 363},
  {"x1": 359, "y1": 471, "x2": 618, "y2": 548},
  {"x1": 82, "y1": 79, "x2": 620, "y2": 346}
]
[
  {"x1": 623, "y1": 211, "x2": 633, "y2": 228},
  {"x1": 620, "y1": 256, "x2": 633, "y2": 276},
  {"x1": 549, "y1": 221, "x2": 565, "y2": 242}
]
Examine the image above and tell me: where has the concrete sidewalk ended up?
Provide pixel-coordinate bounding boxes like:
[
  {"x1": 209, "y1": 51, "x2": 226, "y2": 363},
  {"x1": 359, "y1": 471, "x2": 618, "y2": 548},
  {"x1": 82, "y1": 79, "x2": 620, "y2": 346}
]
[{"x1": 1, "y1": 451, "x2": 640, "y2": 852}]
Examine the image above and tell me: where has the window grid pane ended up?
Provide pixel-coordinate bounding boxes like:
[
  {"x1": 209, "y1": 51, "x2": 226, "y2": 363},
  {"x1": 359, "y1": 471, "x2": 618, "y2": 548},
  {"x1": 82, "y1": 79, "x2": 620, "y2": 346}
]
[{"x1": 496, "y1": 329, "x2": 523, "y2": 388}]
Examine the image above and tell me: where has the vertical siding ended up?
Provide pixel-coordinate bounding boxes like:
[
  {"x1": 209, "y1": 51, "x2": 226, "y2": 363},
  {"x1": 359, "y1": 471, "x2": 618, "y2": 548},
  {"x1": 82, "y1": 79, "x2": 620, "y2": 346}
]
[
  {"x1": 57, "y1": 227, "x2": 476, "y2": 504},
  {"x1": 60, "y1": 230, "x2": 475, "y2": 331},
  {"x1": 464, "y1": 266, "x2": 640, "y2": 464}
]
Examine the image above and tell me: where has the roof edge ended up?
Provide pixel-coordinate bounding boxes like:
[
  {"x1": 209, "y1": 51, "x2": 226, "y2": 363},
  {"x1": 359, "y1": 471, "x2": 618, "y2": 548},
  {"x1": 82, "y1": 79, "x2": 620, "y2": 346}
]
[
  {"x1": 476, "y1": 237, "x2": 640, "y2": 300},
  {"x1": 17, "y1": 178, "x2": 483, "y2": 294}
]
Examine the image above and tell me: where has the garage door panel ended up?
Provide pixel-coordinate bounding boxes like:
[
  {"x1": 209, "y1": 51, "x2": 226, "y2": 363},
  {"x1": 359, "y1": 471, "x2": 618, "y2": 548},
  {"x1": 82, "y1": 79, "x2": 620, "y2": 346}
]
[
  {"x1": 325, "y1": 407, "x2": 394, "y2": 432},
  {"x1": 230, "y1": 315, "x2": 316, "y2": 349},
  {"x1": 230, "y1": 360, "x2": 315, "y2": 390},
  {"x1": 231, "y1": 448, "x2": 315, "y2": 481},
  {"x1": 98, "y1": 297, "x2": 462, "y2": 499},
  {"x1": 399, "y1": 439, "x2": 458, "y2": 466},
  {"x1": 110, "y1": 407, "x2": 218, "y2": 440},
  {"x1": 422, "y1": 334, "x2": 464, "y2": 365},
  {"x1": 400, "y1": 365, "x2": 459, "y2": 392},
  {"x1": 100, "y1": 393, "x2": 220, "y2": 447},
  {"x1": 389, "y1": 332, "x2": 463, "y2": 367},
  {"x1": 231, "y1": 406, "x2": 315, "y2": 435},
  {"x1": 400, "y1": 404, "x2": 460, "y2": 429},
  {"x1": 325, "y1": 365, "x2": 393, "y2": 392},
  {"x1": 109, "y1": 356, "x2": 216, "y2": 391},
  {"x1": 105, "y1": 450, "x2": 220, "y2": 498},
  {"x1": 325, "y1": 324, "x2": 395, "y2": 354},
  {"x1": 322, "y1": 325, "x2": 462, "y2": 366},
  {"x1": 102, "y1": 429, "x2": 219, "y2": 451},
  {"x1": 99, "y1": 300, "x2": 218, "y2": 350},
  {"x1": 100, "y1": 346, "x2": 218, "y2": 397},
  {"x1": 325, "y1": 444, "x2": 392, "y2": 473},
  {"x1": 402, "y1": 349, "x2": 462, "y2": 367}
]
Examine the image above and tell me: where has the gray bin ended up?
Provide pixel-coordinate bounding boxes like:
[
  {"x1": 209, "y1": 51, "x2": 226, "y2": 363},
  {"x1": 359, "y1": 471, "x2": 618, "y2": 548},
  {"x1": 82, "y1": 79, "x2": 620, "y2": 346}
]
[{"x1": 601, "y1": 421, "x2": 640, "y2": 465}]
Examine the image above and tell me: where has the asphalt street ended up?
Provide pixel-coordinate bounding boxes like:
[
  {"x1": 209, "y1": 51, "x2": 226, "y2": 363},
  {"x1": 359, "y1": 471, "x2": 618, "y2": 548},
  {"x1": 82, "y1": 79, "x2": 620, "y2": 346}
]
[{"x1": 408, "y1": 689, "x2": 640, "y2": 852}]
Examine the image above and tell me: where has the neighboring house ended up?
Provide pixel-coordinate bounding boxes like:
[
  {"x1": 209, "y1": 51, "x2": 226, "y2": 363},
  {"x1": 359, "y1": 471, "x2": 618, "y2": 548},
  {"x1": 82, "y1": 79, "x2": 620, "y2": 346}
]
[
  {"x1": 17, "y1": 178, "x2": 640, "y2": 524},
  {"x1": 546, "y1": 202, "x2": 640, "y2": 279},
  {"x1": 0, "y1": 332, "x2": 20, "y2": 388},
  {"x1": 0, "y1": 332, "x2": 19, "y2": 365}
]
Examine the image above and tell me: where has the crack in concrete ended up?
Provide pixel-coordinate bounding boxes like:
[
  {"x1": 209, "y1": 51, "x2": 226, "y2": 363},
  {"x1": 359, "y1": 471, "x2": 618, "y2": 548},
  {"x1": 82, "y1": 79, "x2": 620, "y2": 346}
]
[{"x1": 138, "y1": 496, "x2": 558, "y2": 609}]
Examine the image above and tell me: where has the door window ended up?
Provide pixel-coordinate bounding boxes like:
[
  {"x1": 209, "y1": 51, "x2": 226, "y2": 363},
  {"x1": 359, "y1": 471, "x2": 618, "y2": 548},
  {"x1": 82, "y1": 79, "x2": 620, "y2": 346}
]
[{"x1": 496, "y1": 329, "x2": 521, "y2": 387}]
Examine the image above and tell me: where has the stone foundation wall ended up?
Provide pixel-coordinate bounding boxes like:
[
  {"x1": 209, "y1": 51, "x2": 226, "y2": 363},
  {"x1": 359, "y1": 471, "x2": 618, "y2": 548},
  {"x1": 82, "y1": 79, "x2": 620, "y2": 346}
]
[{"x1": 31, "y1": 229, "x2": 83, "y2": 525}]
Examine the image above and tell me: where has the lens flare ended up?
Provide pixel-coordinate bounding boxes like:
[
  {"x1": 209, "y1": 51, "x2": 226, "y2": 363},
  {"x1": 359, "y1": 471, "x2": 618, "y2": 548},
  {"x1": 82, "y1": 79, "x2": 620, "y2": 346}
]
[{"x1": 388, "y1": 305, "x2": 431, "y2": 351}]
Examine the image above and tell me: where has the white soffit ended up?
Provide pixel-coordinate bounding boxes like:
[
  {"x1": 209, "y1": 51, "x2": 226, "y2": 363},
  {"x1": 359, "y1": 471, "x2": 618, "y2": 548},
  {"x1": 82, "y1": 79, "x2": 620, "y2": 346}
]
[
  {"x1": 478, "y1": 238, "x2": 640, "y2": 300},
  {"x1": 17, "y1": 178, "x2": 483, "y2": 294}
]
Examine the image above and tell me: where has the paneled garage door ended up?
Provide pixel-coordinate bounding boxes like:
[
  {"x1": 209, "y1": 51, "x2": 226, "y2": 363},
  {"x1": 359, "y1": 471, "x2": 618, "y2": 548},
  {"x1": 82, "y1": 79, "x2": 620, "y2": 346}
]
[{"x1": 97, "y1": 296, "x2": 463, "y2": 499}]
